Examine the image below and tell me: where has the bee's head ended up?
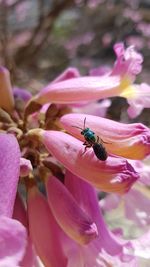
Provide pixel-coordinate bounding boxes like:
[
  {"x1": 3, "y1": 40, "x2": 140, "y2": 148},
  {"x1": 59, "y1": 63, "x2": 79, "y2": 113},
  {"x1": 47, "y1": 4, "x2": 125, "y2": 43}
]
[{"x1": 81, "y1": 128, "x2": 89, "y2": 135}]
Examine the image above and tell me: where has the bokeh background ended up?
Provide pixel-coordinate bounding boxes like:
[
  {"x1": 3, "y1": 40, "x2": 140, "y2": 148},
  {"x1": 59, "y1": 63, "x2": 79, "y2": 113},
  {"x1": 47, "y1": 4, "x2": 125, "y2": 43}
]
[
  {"x1": 0, "y1": 0, "x2": 150, "y2": 124},
  {"x1": 0, "y1": 1, "x2": 149, "y2": 92}
]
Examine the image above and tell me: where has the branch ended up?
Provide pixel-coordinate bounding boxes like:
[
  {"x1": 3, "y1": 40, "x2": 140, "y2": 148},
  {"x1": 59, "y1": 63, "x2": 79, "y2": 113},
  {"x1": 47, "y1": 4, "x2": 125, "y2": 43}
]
[{"x1": 15, "y1": 0, "x2": 75, "y2": 64}]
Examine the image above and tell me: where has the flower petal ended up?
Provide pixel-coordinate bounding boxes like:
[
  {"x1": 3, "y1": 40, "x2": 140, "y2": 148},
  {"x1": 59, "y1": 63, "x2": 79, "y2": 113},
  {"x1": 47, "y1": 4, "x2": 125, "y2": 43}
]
[
  {"x1": 72, "y1": 99, "x2": 111, "y2": 117},
  {"x1": 112, "y1": 43, "x2": 143, "y2": 81},
  {"x1": 128, "y1": 159, "x2": 150, "y2": 186},
  {"x1": 51, "y1": 67, "x2": 80, "y2": 83},
  {"x1": 20, "y1": 158, "x2": 33, "y2": 177},
  {"x1": 89, "y1": 65, "x2": 111, "y2": 76},
  {"x1": 65, "y1": 171, "x2": 125, "y2": 256},
  {"x1": 27, "y1": 185, "x2": 67, "y2": 267},
  {"x1": 60, "y1": 113, "x2": 150, "y2": 160},
  {"x1": 0, "y1": 216, "x2": 27, "y2": 267},
  {"x1": 0, "y1": 67, "x2": 14, "y2": 111},
  {"x1": 46, "y1": 176, "x2": 98, "y2": 245},
  {"x1": 127, "y1": 83, "x2": 150, "y2": 118},
  {"x1": 13, "y1": 87, "x2": 32, "y2": 102},
  {"x1": 13, "y1": 193, "x2": 28, "y2": 228},
  {"x1": 0, "y1": 133, "x2": 20, "y2": 217},
  {"x1": 35, "y1": 129, "x2": 138, "y2": 194},
  {"x1": 34, "y1": 76, "x2": 121, "y2": 105},
  {"x1": 64, "y1": 172, "x2": 136, "y2": 266},
  {"x1": 13, "y1": 194, "x2": 37, "y2": 267}
]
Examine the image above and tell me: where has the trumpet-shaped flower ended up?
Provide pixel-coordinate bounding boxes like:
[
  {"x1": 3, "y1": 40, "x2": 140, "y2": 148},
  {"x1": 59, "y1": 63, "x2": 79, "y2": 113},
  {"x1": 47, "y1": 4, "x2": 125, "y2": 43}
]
[
  {"x1": 26, "y1": 172, "x2": 138, "y2": 267},
  {"x1": 64, "y1": 171, "x2": 126, "y2": 255},
  {"x1": 111, "y1": 43, "x2": 143, "y2": 81},
  {"x1": 27, "y1": 184, "x2": 68, "y2": 267},
  {"x1": 60, "y1": 113, "x2": 150, "y2": 160},
  {"x1": 32, "y1": 43, "x2": 150, "y2": 118},
  {"x1": 29, "y1": 129, "x2": 139, "y2": 194},
  {"x1": 63, "y1": 171, "x2": 138, "y2": 266},
  {"x1": 33, "y1": 75, "x2": 121, "y2": 104},
  {"x1": 0, "y1": 133, "x2": 27, "y2": 266},
  {"x1": 13, "y1": 193, "x2": 37, "y2": 267},
  {"x1": 46, "y1": 176, "x2": 98, "y2": 245}
]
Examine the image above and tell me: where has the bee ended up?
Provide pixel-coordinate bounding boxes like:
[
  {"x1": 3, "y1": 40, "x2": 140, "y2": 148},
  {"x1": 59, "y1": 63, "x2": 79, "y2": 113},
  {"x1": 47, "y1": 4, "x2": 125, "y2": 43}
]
[{"x1": 73, "y1": 117, "x2": 108, "y2": 161}]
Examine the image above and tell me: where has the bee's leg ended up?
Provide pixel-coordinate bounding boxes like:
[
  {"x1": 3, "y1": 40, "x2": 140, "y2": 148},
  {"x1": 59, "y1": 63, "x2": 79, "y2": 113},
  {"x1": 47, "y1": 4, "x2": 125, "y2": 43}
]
[
  {"x1": 83, "y1": 141, "x2": 88, "y2": 146},
  {"x1": 81, "y1": 142, "x2": 91, "y2": 155},
  {"x1": 102, "y1": 139, "x2": 111, "y2": 144},
  {"x1": 96, "y1": 136, "x2": 100, "y2": 143},
  {"x1": 99, "y1": 137, "x2": 111, "y2": 144}
]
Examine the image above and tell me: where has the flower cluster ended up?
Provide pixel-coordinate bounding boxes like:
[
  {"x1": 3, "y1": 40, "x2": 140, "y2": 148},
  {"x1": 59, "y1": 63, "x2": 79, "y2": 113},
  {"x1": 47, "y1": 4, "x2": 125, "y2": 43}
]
[{"x1": 0, "y1": 43, "x2": 150, "y2": 267}]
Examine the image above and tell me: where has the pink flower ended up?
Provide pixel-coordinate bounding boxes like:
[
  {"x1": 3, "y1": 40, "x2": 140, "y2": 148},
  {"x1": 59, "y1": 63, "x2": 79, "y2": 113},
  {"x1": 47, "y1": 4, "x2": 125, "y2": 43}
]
[
  {"x1": 64, "y1": 171, "x2": 126, "y2": 256},
  {"x1": 28, "y1": 129, "x2": 139, "y2": 194},
  {"x1": 125, "y1": 158, "x2": 150, "y2": 186},
  {"x1": 111, "y1": 43, "x2": 143, "y2": 81},
  {"x1": 27, "y1": 184, "x2": 67, "y2": 267},
  {"x1": 0, "y1": 133, "x2": 20, "y2": 217},
  {"x1": 0, "y1": 38, "x2": 149, "y2": 265},
  {"x1": 53, "y1": 172, "x2": 149, "y2": 266},
  {"x1": 27, "y1": 173, "x2": 150, "y2": 266},
  {"x1": 30, "y1": 43, "x2": 150, "y2": 119},
  {"x1": 33, "y1": 75, "x2": 121, "y2": 104},
  {"x1": 0, "y1": 133, "x2": 27, "y2": 266},
  {"x1": 72, "y1": 99, "x2": 111, "y2": 117},
  {"x1": 60, "y1": 113, "x2": 150, "y2": 160},
  {"x1": 127, "y1": 83, "x2": 150, "y2": 118},
  {"x1": 0, "y1": 216, "x2": 27, "y2": 267},
  {"x1": 110, "y1": 43, "x2": 150, "y2": 118},
  {"x1": 13, "y1": 193, "x2": 37, "y2": 267},
  {"x1": 46, "y1": 176, "x2": 98, "y2": 245},
  {"x1": 27, "y1": 172, "x2": 137, "y2": 266}
]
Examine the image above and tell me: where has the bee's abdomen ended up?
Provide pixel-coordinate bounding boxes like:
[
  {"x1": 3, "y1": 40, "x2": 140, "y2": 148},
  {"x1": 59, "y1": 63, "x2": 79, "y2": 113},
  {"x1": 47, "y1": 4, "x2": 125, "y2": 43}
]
[{"x1": 93, "y1": 143, "x2": 108, "y2": 161}]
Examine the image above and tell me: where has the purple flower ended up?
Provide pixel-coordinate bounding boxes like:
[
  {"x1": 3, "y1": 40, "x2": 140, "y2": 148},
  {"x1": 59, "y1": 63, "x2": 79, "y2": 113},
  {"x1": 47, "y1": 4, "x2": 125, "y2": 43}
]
[{"x1": 0, "y1": 133, "x2": 27, "y2": 266}]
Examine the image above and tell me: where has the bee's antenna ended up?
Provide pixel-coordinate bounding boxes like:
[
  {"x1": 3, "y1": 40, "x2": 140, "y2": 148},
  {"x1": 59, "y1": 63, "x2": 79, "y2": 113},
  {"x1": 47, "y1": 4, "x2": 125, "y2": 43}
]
[{"x1": 72, "y1": 125, "x2": 83, "y2": 130}]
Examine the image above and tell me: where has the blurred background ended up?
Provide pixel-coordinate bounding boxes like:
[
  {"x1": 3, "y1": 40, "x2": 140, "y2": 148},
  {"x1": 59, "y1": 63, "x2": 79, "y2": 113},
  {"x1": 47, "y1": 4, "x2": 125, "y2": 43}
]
[
  {"x1": 0, "y1": 1, "x2": 149, "y2": 85},
  {"x1": 0, "y1": 0, "x2": 150, "y2": 124}
]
